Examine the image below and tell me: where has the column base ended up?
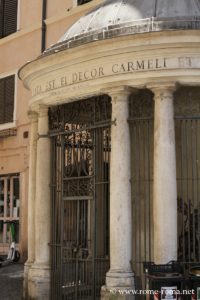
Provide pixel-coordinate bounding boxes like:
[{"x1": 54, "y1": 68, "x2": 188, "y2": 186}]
[
  {"x1": 28, "y1": 263, "x2": 50, "y2": 300},
  {"x1": 106, "y1": 270, "x2": 135, "y2": 287},
  {"x1": 23, "y1": 261, "x2": 33, "y2": 300},
  {"x1": 101, "y1": 286, "x2": 135, "y2": 300}
]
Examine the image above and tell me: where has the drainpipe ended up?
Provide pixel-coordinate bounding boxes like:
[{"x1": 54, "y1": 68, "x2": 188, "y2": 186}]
[
  {"x1": 153, "y1": 0, "x2": 157, "y2": 17},
  {"x1": 41, "y1": 0, "x2": 47, "y2": 53}
]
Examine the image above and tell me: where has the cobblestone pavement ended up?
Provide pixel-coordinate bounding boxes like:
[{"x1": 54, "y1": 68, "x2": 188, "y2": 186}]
[{"x1": 0, "y1": 263, "x2": 24, "y2": 300}]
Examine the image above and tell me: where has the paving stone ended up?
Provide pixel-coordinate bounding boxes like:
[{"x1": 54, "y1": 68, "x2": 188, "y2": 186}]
[{"x1": 0, "y1": 263, "x2": 23, "y2": 300}]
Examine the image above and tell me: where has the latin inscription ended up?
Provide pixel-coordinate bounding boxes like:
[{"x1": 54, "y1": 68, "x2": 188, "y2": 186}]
[
  {"x1": 72, "y1": 67, "x2": 105, "y2": 83},
  {"x1": 112, "y1": 58, "x2": 166, "y2": 73},
  {"x1": 31, "y1": 57, "x2": 194, "y2": 97},
  {"x1": 46, "y1": 80, "x2": 56, "y2": 91}
]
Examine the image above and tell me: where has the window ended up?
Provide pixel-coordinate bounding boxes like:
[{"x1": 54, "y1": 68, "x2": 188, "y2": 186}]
[
  {"x1": 0, "y1": 0, "x2": 18, "y2": 38},
  {"x1": 78, "y1": 0, "x2": 92, "y2": 5},
  {"x1": 0, "y1": 174, "x2": 20, "y2": 243},
  {"x1": 0, "y1": 75, "x2": 15, "y2": 125}
]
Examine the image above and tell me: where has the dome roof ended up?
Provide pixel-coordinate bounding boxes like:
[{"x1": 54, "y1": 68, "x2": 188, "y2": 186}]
[{"x1": 43, "y1": 0, "x2": 200, "y2": 55}]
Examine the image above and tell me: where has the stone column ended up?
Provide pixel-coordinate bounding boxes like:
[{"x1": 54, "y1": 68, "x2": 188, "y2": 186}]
[
  {"x1": 23, "y1": 110, "x2": 38, "y2": 299},
  {"x1": 148, "y1": 82, "x2": 177, "y2": 264},
  {"x1": 102, "y1": 86, "x2": 134, "y2": 300},
  {"x1": 29, "y1": 105, "x2": 51, "y2": 300}
]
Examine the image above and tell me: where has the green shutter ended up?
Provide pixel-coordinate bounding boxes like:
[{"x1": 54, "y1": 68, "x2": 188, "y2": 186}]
[
  {"x1": 3, "y1": 0, "x2": 18, "y2": 37},
  {"x1": 4, "y1": 75, "x2": 14, "y2": 123}
]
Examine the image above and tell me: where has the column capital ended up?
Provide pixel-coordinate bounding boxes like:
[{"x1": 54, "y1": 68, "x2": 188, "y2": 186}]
[
  {"x1": 147, "y1": 81, "x2": 177, "y2": 94},
  {"x1": 102, "y1": 85, "x2": 136, "y2": 98},
  {"x1": 36, "y1": 104, "x2": 49, "y2": 117},
  {"x1": 28, "y1": 110, "x2": 38, "y2": 121}
]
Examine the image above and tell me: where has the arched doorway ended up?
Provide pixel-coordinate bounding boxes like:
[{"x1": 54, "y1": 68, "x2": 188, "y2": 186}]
[{"x1": 49, "y1": 95, "x2": 111, "y2": 300}]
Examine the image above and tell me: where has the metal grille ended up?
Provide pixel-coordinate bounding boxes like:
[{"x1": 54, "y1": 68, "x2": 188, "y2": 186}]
[
  {"x1": 129, "y1": 90, "x2": 154, "y2": 289},
  {"x1": 175, "y1": 87, "x2": 200, "y2": 264},
  {"x1": 50, "y1": 96, "x2": 111, "y2": 300},
  {"x1": 0, "y1": 128, "x2": 17, "y2": 138},
  {"x1": 129, "y1": 87, "x2": 200, "y2": 288}
]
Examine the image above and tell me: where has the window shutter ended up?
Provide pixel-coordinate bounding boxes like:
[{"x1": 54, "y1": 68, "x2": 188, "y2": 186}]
[
  {"x1": 3, "y1": 0, "x2": 18, "y2": 37},
  {"x1": 0, "y1": 0, "x2": 4, "y2": 38},
  {"x1": 4, "y1": 75, "x2": 14, "y2": 123},
  {"x1": 0, "y1": 79, "x2": 4, "y2": 124}
]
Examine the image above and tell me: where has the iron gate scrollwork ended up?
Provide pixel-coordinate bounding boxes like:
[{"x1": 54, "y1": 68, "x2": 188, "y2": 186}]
[{"x1": 50, "y1": 96, "x2": 111, "y2": 300}]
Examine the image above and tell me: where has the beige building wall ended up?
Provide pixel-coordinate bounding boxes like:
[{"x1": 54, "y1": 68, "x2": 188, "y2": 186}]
[
  {"x1": 0, "y1": 0, "x2": 103, "y2": 261},
  {"x1": 0, "y1": 1, "x2": 41, "y2": 259}
]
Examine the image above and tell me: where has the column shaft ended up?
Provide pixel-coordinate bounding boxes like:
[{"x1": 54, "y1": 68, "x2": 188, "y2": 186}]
[
  {"x1": 106, "y1": 87, "x2": 134, "y2": 288},
  {"x1": 35, "y1": 106, "x2": 51, "y2": 266},
  {"x1": 27, "y1": 111, "x2": 38, "y2": 264},
  {"x1": 28, "y1": 105, "x2": 51, "y2": 300},
  {"x1": 23, "y1": 111, "x2": 38, "y2": 300},
  {"x1": 151, "y1": 83, "x2": 177, "y2": 264}
]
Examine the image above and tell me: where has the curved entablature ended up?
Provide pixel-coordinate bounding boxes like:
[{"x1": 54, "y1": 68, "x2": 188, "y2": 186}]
[{"x1": 18, "y1": 29, "x2": 200, "y2": 112}]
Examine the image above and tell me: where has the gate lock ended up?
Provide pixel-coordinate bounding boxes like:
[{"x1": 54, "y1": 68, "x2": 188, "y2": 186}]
[{"x1": 72, "y1": 245, "x2": 79, "y2": 253}]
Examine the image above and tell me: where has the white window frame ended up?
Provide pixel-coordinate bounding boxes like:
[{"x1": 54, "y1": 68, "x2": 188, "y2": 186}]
[
  {"x1": 0, "y1": 70, "x2": 18, "y2": 131},
  {"x1": 17, "y1": 0, "x2": 21, "y2": 31},
  {"x1": 0, "y1": 174, "x2": 20, "y2": 244}
]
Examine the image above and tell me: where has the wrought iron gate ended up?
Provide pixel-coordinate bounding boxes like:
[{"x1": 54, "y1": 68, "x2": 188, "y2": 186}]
[
  {"x1": 175, "y1": 87, "x2": 200, "y2": 265},
  {"x1": 49, "y1": 96, "x2": 111, "y2": 300},
  {"x1": 129, "y1": 90, "x2": 154, "y2": 288},
  {"x1": 129, "y1": 87, "x2": 200, "y2": 288}
]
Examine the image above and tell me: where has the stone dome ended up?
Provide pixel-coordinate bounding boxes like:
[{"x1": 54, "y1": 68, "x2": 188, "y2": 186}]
[{"x1": 43, "y1": 0, "x2": 200, "y2": 55}]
